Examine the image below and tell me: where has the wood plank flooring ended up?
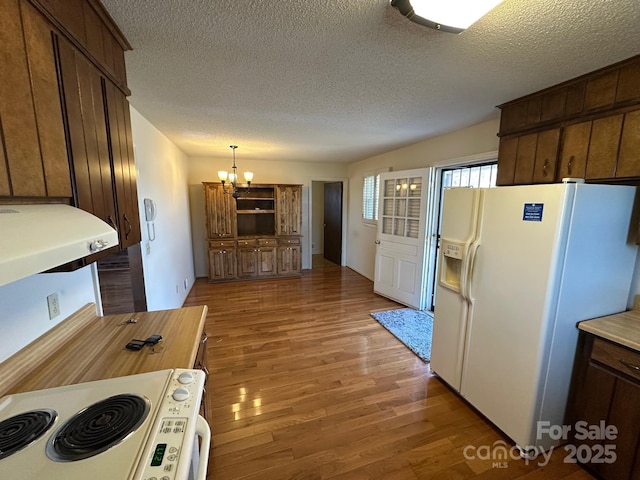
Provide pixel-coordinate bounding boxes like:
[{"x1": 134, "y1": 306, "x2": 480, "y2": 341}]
[{"x1": 184, "y1": 256, "x2": 594, "y2": 480}]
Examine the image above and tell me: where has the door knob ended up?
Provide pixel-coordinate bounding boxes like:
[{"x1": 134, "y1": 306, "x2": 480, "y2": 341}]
[{"x1": 375, "y1": 240, "x2": 381, "y2": 244}]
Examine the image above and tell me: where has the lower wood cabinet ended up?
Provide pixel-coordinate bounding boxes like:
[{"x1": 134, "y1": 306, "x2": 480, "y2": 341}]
[
  {"x1": 208, "y1": 237, "x2": 300, "y2": 281},
  {"x1": 277, "y1": 237, "x2": 301, "y2": 275},
  {"x1": 237, "y1": 238, "x2": 277, "y2": 277},
  {"x1": 208, "y1": 240, "x2": 237, "y2": 281},
  {"x1": 566, "y1": 332, "x2": 640, "y2": 480}
]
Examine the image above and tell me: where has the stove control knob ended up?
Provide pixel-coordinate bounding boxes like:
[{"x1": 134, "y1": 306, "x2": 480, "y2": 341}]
[
  {"x1": 178, "y1": 372, "x2": 195, "y2": 384},
  {"x1": 172, "y1": 387, "x2": 190, "y2": 402}
]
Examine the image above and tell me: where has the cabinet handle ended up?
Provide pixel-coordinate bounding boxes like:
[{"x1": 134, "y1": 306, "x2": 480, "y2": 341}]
[
  {"x1": 543, "y1": 159, "x2": 549, "y2": 177},
  {"x1": 123, "y1": 214, "x2": 132, "y2": 239},
  {"x1": 107, "y1": 215, "x2": 117, "y2": 230},
  {"x1": 567, "y1": 155, "x2": 574, "y2": 175},
  {"x1": 618, "y1": 358, "x2": 640, "y2": 372}
]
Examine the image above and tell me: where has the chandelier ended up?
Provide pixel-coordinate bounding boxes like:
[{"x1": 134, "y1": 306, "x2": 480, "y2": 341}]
[{"x1": 217, "y1": 145, "x2": 253, "y2": 199}]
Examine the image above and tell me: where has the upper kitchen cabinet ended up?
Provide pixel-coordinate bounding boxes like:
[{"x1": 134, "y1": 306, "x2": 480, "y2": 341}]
[
  {"x1": 56, "y1": 35, "x2": 117, "y2": 230},
  {"x1": 0, "y1": 0, "x2": 71, "y2": 198},
  {"x1": 30, "y1": 0, "x2": 130, "y2": 91},
  {"x1": 497, "y1": 55, "x2": 640, "y2": 185},
  {"x1": 1, "y1": 0, "x2": 141, "y2": 250},
  {"x1": 103, "y1": 81, "x2": 141, "y2": 247}
]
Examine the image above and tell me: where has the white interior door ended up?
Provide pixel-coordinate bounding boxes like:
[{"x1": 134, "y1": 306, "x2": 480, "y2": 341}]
[{"x1": 373, "y1": 169, "x2": 431, "y2": 309}]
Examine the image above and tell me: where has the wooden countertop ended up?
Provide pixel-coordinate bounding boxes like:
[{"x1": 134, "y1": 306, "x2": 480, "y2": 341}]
[
  {"x1": 578, "y1": 309, "x2": 640, "y2": 352},
  {"x1": 0, "y1": 303, "x2": 207, "y2": 396}
]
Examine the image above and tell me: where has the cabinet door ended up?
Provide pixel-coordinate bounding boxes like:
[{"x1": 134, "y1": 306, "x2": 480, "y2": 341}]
[
  {"x1": 513, "y1": 133, "x2": 537, "y2": 185},
  {"x1": 496, "y1": 137, "x2": 518, "y2": 186},
  {"x1": 257, "y1": 246, "x2": 277, "y2": 276},
  {"x1": 569, "y1": 361, "x2": 616, "y2": 478},
  {"x1": 21, "y1": 1, "x2": 70, "y2": 197},
  {"x1": 57, "y1": 36, "x2": 118, "y2": 230},
  {"x1": 208, "y1": 248, "x2": 237, "y2": 281},
  {"x1": 606, "y1": 377, "x2": 640, "y2": 480},
  {"x1": 616, "y1": 109, "x2": 640, "y2": 178},
  {"x1": 0, "y1": 0, "x2": 70, "y2": 197},
  {"x1": 276, "y1": 185, "x2": 302, "y2": 235},
  {"x1": 204, "y1": 183, "x2": 237, "y2": 238},
  {"x1": 532, "y1": 128, "x2": 560, "y2": 183},
  {"x1": 277, "y1": 244, "x2": 301, "y2": 275},
  {"x1": 104, "y1": 81, "x2": 141, "y2": 247},
  {"x1": 585, "y1": 114, "x2": 624, "y2": 180},
  {"x1": 557, "y1": 121, "x2": 591, "y2": 180},
  {"x1": 237, "y1": 247, "x2": 257, "y2": 277}
]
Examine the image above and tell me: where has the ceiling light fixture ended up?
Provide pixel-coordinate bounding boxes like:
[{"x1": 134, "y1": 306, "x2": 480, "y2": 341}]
[
  {"x1": 217, "y1": 145, "x2": 253, "y2": 199},
  {"x1": 390, "y1": 0, "x2": 504, "y2": 34}
]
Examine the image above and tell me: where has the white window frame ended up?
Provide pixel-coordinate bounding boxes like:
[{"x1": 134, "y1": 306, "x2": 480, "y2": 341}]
[{"x1": 362, "y1": 168, "x2": 388, "y2": 225}]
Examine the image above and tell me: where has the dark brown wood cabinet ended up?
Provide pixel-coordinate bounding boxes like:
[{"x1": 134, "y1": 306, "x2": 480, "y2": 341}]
[
  {"x1": 32, "y1": 0, "x2": 130, "y2": 91},
  {"x1": 616, "y1": 110, "x2": 640, "y2": 178},
  {"x1": 497, "y1": 55, "x2": 640, "y2": 185},
  {"x1": 557, "y1": 121, "x2": 591, "y2": 179},
  {"x1": 0, "y1": 0, "x2": 71, "y2": 198},
  {"x1": 0, "y1": 0, "x2": 141, "y2": 252},
  {"x1": 57, "y1": 35, "x2": 117, "y2": 229},
  {"x1": 203, "y1": 183, "x2": 303, "y2": 281},
  {"x1": 567, "y1": 332, "x2": 640, "y2": 480},
  {"x1": 104, "y1": 81, "x2": 141, "y2": 247}
]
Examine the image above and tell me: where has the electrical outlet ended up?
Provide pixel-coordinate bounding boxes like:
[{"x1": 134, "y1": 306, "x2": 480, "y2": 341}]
[
  {"x1": 175, "y1": 284, "x2": 179, "y2": 294},
  {"x1": 634, "y1": 294, "x2": 640, "y2": 311},
  {"x1": 47, "y1": 293, "x2": 60, "y2": 319}
]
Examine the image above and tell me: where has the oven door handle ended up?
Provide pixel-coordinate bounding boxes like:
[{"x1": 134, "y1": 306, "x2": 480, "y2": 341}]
[{"x1": 195, "y1": 414, "x2": 211, "y2": 480}]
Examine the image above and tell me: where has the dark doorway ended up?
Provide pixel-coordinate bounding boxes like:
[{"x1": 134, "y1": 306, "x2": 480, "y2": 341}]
[{"x1": 323, "y1": 182, "x2": 343, "y2": 265}]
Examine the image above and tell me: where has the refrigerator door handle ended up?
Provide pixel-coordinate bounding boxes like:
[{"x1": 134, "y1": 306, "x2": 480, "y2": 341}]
[
  {"x1": 459, "y1": 243, "x2": 471, "y2": 300},
  {"x1": 466, "y1": 242, "x2": 481, "y2": 302}
]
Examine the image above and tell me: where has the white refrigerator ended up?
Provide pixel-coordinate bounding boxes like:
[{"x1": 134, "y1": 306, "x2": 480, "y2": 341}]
[{"x1": 430, "y1": 180, "x2": 638, "y2": 454}]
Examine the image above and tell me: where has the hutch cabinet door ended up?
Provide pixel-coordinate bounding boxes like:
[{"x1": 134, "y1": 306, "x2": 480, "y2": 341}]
[
  {"x1": 276, "y1": 185, "x2": 302, "y2": 235},
  {"x1": 204, "y1": 183, "x2": 237, "y2": 238}
]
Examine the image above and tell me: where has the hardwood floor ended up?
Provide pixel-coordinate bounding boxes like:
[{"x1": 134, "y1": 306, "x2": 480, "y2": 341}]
[{"x1": 184, "y1": 256, "x2": 594, "y2": 480}]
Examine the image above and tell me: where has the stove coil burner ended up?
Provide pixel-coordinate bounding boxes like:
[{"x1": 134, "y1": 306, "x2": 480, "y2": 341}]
[
  {"x1": 47, "y1": 394, "x2": 150, "y2": 462},
  {"x1": 0, "y1": 409, "x2": 57, "y2": 460}
]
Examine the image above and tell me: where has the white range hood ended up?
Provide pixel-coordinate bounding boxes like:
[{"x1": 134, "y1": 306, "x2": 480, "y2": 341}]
[{"x1": 0, "y1": 204, "x2": 118, "y2": 287}]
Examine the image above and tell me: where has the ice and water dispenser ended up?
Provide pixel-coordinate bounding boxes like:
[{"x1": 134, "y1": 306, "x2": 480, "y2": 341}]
[{"x1": 440, "y1": 239, "x2": 465, "y2": 292}]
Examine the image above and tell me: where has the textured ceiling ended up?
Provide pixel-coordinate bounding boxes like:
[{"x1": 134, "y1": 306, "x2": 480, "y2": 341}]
[{"x1": 100, "y1": 0, "x2": 640, "y2": 163}]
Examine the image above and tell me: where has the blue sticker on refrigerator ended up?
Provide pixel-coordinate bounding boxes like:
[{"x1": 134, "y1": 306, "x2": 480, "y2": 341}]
[{"x1": 523, "y1": 203, "x2": 543, "y2": 221}]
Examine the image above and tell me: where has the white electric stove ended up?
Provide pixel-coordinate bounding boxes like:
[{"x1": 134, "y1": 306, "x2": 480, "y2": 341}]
[{"x1": 0, "y1": 369, "x2": 210, "y2": 480}]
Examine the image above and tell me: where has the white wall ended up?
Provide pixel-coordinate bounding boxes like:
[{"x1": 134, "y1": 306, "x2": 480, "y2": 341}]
[
  {"x1": 0, "y1": 266, "x2": 98, "y2": 362},
  {"x1": 130, "y1": 108, "x2": 195, "y2": 310},
  {"x1": 346, "y1": 118, "x2": 501, "y2": 280},
  {"x1": 187, "y1": 157, "x2": 347, "y2": 277}
]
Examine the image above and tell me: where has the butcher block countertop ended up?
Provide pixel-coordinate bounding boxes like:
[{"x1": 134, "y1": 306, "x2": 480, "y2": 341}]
[
  {"x1": 0, "y1": 303, "x2": 207, "y2": 396},
  {"x1": 578, "y1": 309, "x2": 640, "y2": 352}
]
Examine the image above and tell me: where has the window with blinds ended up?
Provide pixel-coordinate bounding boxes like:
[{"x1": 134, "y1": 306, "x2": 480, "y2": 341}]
[{"x1": 363, "y1": 173, "x2": 380, "y2": 224}]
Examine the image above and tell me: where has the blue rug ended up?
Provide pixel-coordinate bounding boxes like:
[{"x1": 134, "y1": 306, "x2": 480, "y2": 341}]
[{"x1": 370, "y1": 308, "x2": 433, "y2": 362}]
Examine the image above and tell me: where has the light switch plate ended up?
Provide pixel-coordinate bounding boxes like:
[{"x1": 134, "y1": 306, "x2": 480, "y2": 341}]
[{"x1": 47, "y1": 292, "x2": 60, "y2": 319}]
